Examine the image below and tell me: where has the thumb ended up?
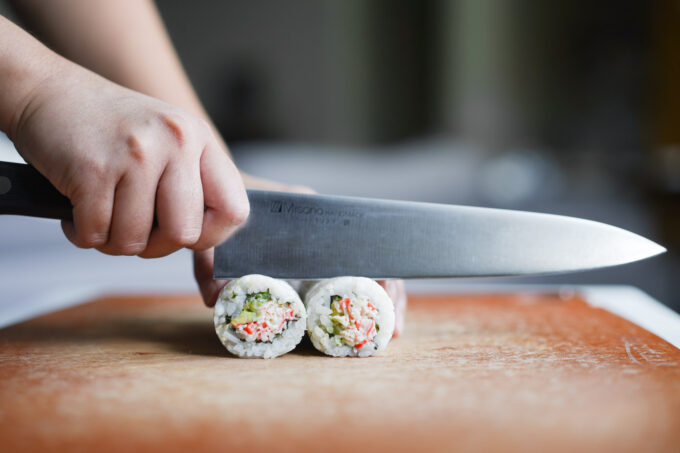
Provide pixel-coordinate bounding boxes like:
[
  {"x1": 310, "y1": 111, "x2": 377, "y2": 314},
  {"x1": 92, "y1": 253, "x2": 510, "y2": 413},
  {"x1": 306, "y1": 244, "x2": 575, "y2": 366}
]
[{"x1": 193, "y1": 248, "x2": 228, "y2": 307}]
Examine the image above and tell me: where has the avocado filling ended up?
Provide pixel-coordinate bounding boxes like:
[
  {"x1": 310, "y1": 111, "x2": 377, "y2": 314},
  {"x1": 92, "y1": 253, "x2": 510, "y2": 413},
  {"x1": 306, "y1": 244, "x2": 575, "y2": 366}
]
[
  {"x1": 320, "y1": 295, "x2": 379, "y2": 349},
  {"x1": 228, "y1": 290, "x2": 299, "y2": 343}
]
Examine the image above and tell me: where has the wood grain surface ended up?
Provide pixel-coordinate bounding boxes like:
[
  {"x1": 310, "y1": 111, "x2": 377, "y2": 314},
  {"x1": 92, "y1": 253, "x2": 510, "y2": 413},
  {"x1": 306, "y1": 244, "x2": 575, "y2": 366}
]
[{"x1": 0, "y1": 292, "x2": 679, "y2": 453}]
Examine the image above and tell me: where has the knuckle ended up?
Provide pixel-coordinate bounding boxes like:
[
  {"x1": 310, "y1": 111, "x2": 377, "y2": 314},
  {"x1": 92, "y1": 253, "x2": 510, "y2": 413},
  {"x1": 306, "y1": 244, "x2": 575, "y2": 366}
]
[
  {"x1": 159, "y1": 112, "x2": 209, "y2": 156},
  {"x1": 88, "y1": 214, "x2": 110, "y2": 237},
  {"x1": 225, "y1": 201, "x2": 250, "y2": 226},
  {"x1": 159, "y1": 112, "x2": 187, "y2": 147},
  {"x1": 138, "y1": 250, "x2": 167, "y2": 259},
  {"x1": 115, "y1": 241, "x2": 147, "y2": 256},
  {"x1": 71, "y1": 212, "x2": 110, "y2": 249},
  {"x1": 125, "y1": 133, "x2": 148, "y2": 165},
  {"x1": 71, "y1": 237, "x2": 91, "y2": 249},
  {"x1": 120, "y1": 119, "x2": 158, "y2": 169},
  {"x1": 167, "y1": 226, "x2": 201, "y2": 247},
  {"x1": 83, "y1": 157, "x2": 108, "y2": 181},
  {"x1": 78, "y1": 231, "x2": 108, "y2": 248}
]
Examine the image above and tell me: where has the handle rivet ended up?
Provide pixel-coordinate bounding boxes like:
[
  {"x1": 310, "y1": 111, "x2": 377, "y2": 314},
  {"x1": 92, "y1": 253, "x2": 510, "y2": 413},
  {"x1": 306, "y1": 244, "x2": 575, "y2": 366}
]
[{"x1": 0, "y1": 176, "x2": 11, "y2": 195}]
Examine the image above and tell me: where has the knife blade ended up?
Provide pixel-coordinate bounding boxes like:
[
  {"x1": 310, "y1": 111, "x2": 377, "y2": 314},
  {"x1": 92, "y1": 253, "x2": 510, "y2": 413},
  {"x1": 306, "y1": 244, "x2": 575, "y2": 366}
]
[
  {"x1": 0, "y1": 161, "x2": 666, "y2": 280},
  {"x1": 213, "y1": 190, "x2": 665, "y2": 279}
]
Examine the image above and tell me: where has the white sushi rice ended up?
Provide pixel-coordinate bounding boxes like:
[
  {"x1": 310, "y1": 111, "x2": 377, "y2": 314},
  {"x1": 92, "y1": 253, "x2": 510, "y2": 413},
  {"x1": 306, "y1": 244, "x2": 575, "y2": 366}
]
[
  {"x1": 304, "y1": 277, "x2": 395, "y2": 357},
  {"x1": 214, "y1": 275, "x2": 307, "y2": 359}
]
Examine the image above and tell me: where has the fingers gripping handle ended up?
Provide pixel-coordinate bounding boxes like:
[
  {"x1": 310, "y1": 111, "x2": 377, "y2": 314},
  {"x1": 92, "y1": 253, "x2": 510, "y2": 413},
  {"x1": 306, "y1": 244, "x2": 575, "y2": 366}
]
[{"x1": 0, "y1": 161, "x2": 73, "y2": 220}]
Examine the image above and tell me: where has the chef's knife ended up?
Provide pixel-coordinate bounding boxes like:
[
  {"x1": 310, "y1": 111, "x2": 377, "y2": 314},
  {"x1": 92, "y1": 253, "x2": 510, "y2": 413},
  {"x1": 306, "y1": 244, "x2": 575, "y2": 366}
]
[
  {"x1": 0, "y1": 161, "x2": 666, "y2": 279},
  {"x1": 213, "y1": 189, "x2": 665, "y2": 279}
]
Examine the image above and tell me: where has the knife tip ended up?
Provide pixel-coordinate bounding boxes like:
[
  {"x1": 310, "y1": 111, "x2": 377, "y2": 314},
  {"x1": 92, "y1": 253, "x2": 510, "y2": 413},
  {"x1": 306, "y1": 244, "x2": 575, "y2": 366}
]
[
  {"x1": 648, "y1": 241, "x2": 667, "y2": 257},
  {"x1": 629, "y1": 233, "x2": 666, "y2": 262}
]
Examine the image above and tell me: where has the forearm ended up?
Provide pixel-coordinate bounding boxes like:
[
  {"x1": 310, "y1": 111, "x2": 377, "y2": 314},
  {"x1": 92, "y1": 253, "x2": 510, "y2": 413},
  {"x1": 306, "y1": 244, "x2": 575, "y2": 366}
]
[
  {"x1": 0, "y1": 15, "x2": 61, "y2": 139},
  {"x1": 11, "y1": 0, "x2": 208, "y2": 121}
]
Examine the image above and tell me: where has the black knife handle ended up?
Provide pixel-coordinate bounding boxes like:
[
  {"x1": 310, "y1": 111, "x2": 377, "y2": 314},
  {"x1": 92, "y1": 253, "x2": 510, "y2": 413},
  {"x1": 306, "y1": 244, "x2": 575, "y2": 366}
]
[{"x1": 0, "y1": 161, "x2": 73, "y2": 220}]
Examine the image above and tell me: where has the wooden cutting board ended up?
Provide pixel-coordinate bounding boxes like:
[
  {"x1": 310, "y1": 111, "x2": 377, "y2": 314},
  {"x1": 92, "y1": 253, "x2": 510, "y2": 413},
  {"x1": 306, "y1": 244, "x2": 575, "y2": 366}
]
[{"x1": 0, "y1": 292, "x2": 679, "y2": 453}]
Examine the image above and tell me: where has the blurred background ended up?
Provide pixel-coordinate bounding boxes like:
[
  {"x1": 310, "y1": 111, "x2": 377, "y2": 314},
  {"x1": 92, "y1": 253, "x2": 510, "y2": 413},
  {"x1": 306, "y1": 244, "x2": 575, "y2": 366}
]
[{"x1": 0, "y1": 0, "x2": 678, "y2": 314}]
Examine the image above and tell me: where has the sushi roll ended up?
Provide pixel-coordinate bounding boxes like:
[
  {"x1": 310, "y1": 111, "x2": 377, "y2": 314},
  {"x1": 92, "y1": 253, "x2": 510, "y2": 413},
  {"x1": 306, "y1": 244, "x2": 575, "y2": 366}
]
[
  {"x1": 301, "y1": 279, "x2": 406, "y2": 338},
  {"x1": 214, "y1": 274, "x2": 307, "y2": 359},
  {"x1": 304, "y1": 277, "x2": 395, "y2": 357}
]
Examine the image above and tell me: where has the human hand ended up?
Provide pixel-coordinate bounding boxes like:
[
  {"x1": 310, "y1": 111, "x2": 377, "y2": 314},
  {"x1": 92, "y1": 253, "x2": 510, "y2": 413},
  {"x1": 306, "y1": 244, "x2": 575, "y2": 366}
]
[
  {"x1": 194, "y1": 174, "x2": 314, "y2": 306},
  {"x1": 11, "y1": 59, "x2": 249, "y2": 258}
]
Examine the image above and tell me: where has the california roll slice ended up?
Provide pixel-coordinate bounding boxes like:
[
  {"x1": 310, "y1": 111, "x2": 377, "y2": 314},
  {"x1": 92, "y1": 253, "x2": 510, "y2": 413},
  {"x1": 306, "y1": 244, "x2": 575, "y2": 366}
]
[
  {"x1": 214, "y1": 275, "x2": 306, "y2": 359},
  {"x1": 305, "y1": 277, "x2": 395, "y2": 357}
]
